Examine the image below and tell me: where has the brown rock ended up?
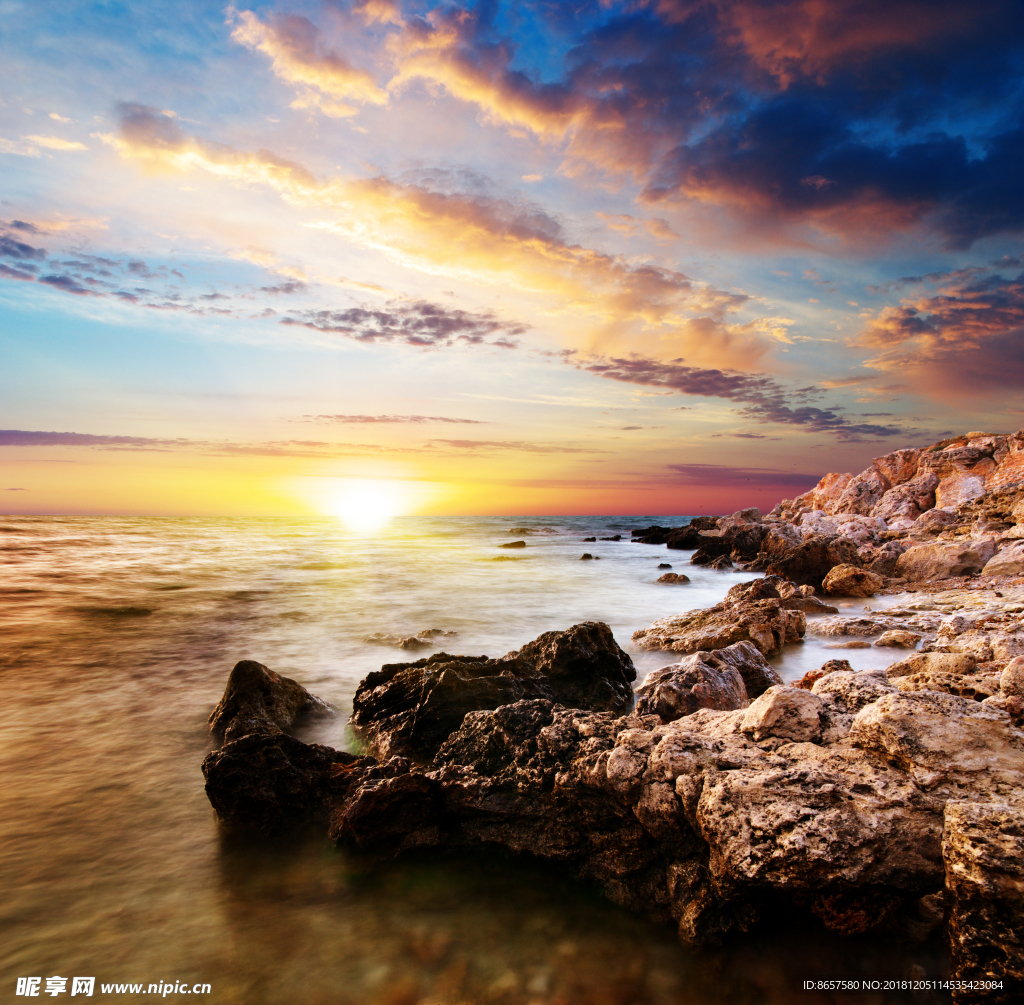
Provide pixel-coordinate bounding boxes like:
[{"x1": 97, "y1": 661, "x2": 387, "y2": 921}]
[
  {"x1": 874, "y1": 630, "x2": 922, "y2": 648},
  {"x1": 208, "y1": 660, "x2": 337, "y2": 744},
  {"x1": 657, "y1": 572, "x2": 691, "y2": 583},
  {"x1": 982, "y1": 541, "x2": 1024, "y2": 575},
  {"x1": 871, "y1": 471, "x2": 939, "y2": 523},
  {"x1": 740, "y1": 685, "x2": 823, "y2": 742},
  {"x1": 822, "y1": 564, "x2": 885, "y2": 597},
  {"x1": 1000, "y1": 656, "x2": 1024, "y2": 697},
  {"x1": 895, "y1": 540, "x2": 997, "y2": 580},
  {"x1": 886, "y1": 652, "x2": 978, "y2": 680},
  {"x1": 831, "y1": 466, "x2": 891, "y2": 516},
  {"x1": 872, "y1": 448, "x2": 922, "y2": 487}
]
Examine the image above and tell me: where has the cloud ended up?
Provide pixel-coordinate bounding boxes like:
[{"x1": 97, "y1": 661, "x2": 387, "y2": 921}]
[
  {"x1": 229, "y1": 8, "x2": 388, "y2": 118},
  {"x1": 665, "y1": 463, "x2": 822, "y2": 489},
  {"x1": 0, "y1": 235, "x2": 47, "y2": 261},
  {"x1": 38, "y1": 274, "x2": 99, "y2": 296},
  {"x1": 302, "y1": 414, "x2": 486, "y2": 424},
  {"x1": 426, "y1": 439, "x2": 599, "y2": 453},
  {"x1": 569, "y1": 352, "x2": 906, "y2": 438},
  {"x1": 282, "y1": 299, "x2": 527, "y2": 347},
  {"x1": 24, "y1": 134, "x2": 87, "y2": 151},
  {"x1": 857, "y1": 267, "x2": 1024, "y2": 398}
]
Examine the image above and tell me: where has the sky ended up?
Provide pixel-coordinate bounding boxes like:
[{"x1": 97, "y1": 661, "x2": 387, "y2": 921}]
[{"x1": 2, "y1": 0, "x2": 1023, "y2": 517}]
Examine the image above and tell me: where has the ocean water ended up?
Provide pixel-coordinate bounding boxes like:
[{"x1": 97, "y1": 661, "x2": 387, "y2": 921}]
[{"x1": 0, "y1": 516, "x2": 949, "y2": 1004}]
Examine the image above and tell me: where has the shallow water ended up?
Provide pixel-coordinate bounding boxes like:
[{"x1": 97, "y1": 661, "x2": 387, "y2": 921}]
[{"x1": 0, "y1": 516, "x2": 949, "y2": 1003}]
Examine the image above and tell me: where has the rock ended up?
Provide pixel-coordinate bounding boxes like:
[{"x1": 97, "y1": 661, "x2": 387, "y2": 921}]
[
  {"x1": 822, "y1": 564, "x2": 885, "y2": 597},
  {"x1": 658, "y1": 563, "x2": 672, "y2": 568},
  {"x1": 740, "y1": 685, "x2": 823, "y2": 742},
  {"x1": 500, "y1": 540, "x2": 527, "y2": 548},
  {"x1": 631, "y1": 525, "x2": 673, "y2": 543},
  {"x1": 780, "y1": 595, "x2": 840, "y2": 614},
  {"x1": 364, "y1": 629, "x2": 459, "y2": 648},
  {"x1": 825, "y1": 640, "x2": 873, "y2": 649},
  {"x1": 634, "y1": 653, "x2": 749, "y2": 721},
  {"x1": 580, "y1": 553, "x2": 594, "y2": 560},
  {"x1": 208, "y1": 660, "x2": 338, "y2": 744},
  {"x1": 894, "y1": 671, "x2": 1001, "y2": 701},
  {"x1": 944, "y1": 800, "x2": 1024, "y2": 1000},
  {"x1": 982, "y1": 541, "x2": 1024, "y2": 575},
  {"x1": 600, "y1": 535, "x2": 622, "y2": 541},
  {"x1": 812, "y1": 670, "x2": 896, "y2": 714},
  {"x1": 895, "y1": 540, "x2": 997, "y2": 580},
  {"x1": 874, "y1": 630, "x2": 922, "y2": 648},
  {"x1": 760, "y1": 534, "x2": 861, "y2": 589},
  {"x1": 864, "y1": 539, "x2": 909, "y2": 576},
  {"x1": 872, "y1": 448, "x2": 922, "y2": 487},
  {"x1": 708, "y1": 555, "x2": 733, "y2": 570},
  {"x1": 583, "y1": 536, "x2": 596, "y2": 542},
  {"x1": 792, "y1": 659, "x2": 853, "y2": 690},
  {"x1": 793, "y1": 471, "x2": 854, "y2": 513},
  {"x1": 350, "y1": 622, "x2": 637, "y2": 761},
  {"x1": 913, "y1": 507, "x2": 958, "y2": 534},
  {"x1": 871, "y1": 472, "x2": 939, "y2": 523},
  {"x1": 657, "y1": 572, "x2": 690, "y2": 583},
  {"x1": 1000, "y1": 656, "x2": 1024, "y2": 696},
  {"x1": 936, "y1": 473, "x2": 988, "y2": 509},
  {"x1": 632, "y1": 576, "x2": 805, "y2": 657},
  {"x1": 886, "y1": 652, "x2": 978, "y2": 680},
  {"x1": 831, "y1": 466, "x2": 891, "y2": 516},
  {"x1": 202, "y1": 733, "x2": 369, "y2": 835}
]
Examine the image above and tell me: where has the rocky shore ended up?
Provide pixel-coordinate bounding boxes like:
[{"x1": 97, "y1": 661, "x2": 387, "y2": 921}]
[{"x1": 202, "y1": 430, "x2": 1024, "y2": 1002}]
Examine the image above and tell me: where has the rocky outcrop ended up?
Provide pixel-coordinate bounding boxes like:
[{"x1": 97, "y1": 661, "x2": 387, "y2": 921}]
[
  {"x1": 349, "y1": 622, "x2": 637, "y2": 761},
  {"x1": 632, "y1": 577, "x2": 806, "y2": 657},
  {"x1": 895, "y1": 540, "x2": 997, "y2": 581}
]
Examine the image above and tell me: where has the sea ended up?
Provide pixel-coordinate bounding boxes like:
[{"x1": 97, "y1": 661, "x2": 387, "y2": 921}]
[{"x1": 0, "y1": 515, "x2": 951, "y2": 1004}]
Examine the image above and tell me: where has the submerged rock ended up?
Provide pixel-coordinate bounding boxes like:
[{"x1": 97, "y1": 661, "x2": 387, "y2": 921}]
[{"x1": 656, "y1": 572, "x2": 690, "y2": 584}]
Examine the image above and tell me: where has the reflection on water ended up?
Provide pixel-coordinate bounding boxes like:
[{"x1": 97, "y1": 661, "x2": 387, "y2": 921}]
[{"x1": 0, "y1": 516, "x2": 947, "y2": 1003}]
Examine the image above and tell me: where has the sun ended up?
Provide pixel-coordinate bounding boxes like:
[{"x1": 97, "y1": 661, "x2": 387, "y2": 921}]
[{"x1": 326, "y1": 480, "x2": 401, "y2": 532}]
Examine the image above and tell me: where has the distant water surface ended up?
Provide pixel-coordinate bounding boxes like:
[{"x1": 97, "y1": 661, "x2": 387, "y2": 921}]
[{"x1": 0, "y1": 516, "x2": 949, "y2": 1003}]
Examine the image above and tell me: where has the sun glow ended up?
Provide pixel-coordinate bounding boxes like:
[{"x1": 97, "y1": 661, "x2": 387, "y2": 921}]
[{"x1": 325, "y1": 479, "x2": 402, "y2": 532}]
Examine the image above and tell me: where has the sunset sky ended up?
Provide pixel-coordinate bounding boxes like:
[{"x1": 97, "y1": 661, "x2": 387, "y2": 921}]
[{"x1": 2, "y1": 0, "x2": 1023, "y2": 516}]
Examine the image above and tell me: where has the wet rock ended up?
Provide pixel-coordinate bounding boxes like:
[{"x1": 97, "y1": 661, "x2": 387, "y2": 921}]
[
  {"x1": 208, "y1": 660, "x2": 338, "y2": 744},
  {"x1": 874, "y1": 630, "x2": 922, "y2": 648},
  {"x1": 364, "y1": 629, "x2": 460, "y2": 648},
  {"x1": 630, "y1": 525, "x2": 673, "y2": 544},
  {"x1": 350, "y1": 622, "x2": 636, "y2": 761},
  {"x1": 760, "y1": 534, "x2": 861, "y2": 589},
  {"x1": 500, "y1": 540, "x2": 527, "y2": 549},
  {"x1": 708, "y1": 555, "x2": 733, "y2": 570},
  {"x1": 658, "y1": 563, "x2": 672, "y2": 569},
  {"x1": 580, "y1": 553, "x2": 595, "y2": 560},
  {"x1": 600, "y1": 535, "x2": 622, "y2": 541},
  {"x1": 895, "y1": 540, "x2": 997, "y2": 580},
  {"x1": 944, "y1": 800, "x2": 1024, "y2": 1001},
  {"x1": 632, "y1": 576, "x2": 805, "y2": 657},
  {"x1": 657, "y1": 572, "x2": 690, "y2": 583},
  {"x1": 822, "y1": 564, "x2": 884, "y2": 597},
  {"x1": 583, "y1": 536, "x2": 596, "y2": 542}
]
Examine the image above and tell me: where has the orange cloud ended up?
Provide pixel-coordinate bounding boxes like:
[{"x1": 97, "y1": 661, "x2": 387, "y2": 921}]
[{"x1": 229, "y1": 8, "x2": 388, "y2": 118}]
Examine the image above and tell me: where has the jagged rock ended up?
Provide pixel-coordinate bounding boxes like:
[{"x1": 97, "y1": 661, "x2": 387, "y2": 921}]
[
  {"x1": 634, "y1": 654, "x2": 749, "y2": 721},
  {"x1": 792, "y1": 659, "x2": 853, "y2": 690},
  {"x1": 632, "y1": 576, "x2": 805, "y2": 657},
  {"x1": 657, "y1": 572, "x2": 690, "y2": 583},
  {"x1": 363, "y1": 629, "x2": 459, "y2": 648},
  {"x1": 874, "y1": 630, "x2": 922, "y2": 648},
  {"x1": 635, "y1": 640, "x2": 782, "y2": 721},
  {"x1": 871, "y1": 472, "x2": 939, "y2": 523},
  {"x1": 759, "y1": 534, "x2": 861, "y2": 589},
  {"x1": 982, "y1": 541, "x2": 1024, "y2": 575},
  {"x1": 208, "y1": 660, "x2": 338, "y2": 744},
  {"x1": 872, "y1": 448, "x2": 922, "y2": 487},
  {"x1": 1000, "y1": 656, "x2": 1024, "y2": 696},
  {"x1": 913, "y1": 508, "x2": 958, "y2": 534},
  {"x1": 832, "y1": 466, "x2": 891, "y2": 516},
  {"x1": 822, "y1": 564, "x2": 884, "y2": 597},
  {"x1": 202, "y1": 733, "x2": 369, "y2": 835},
  {"x1": 350, "y1": 622, "x2": 636, "y2": 761},
  {"x1": 864, "y1": 539, "x2": 909, "y2": 576},
  {"x1": 811, "y1": 670, "x2": 896, "y2": 715},
  {"x1": 708, "y1": 555, "x2": 733, "y2": 570},
  {"x1": 895, "y1": 540, "x2": 997, "y2": 580},
  {"x1": 944, "y1": 800, "x2": 1024, "y2": 1001},
  {"x1": 886, "y1": 652, "x2": 978, "y2": 679},
  {"x1": 894, "y1": 671, "x2": 1001, "y2": 701}
]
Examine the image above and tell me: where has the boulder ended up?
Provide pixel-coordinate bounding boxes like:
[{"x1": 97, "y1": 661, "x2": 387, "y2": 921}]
[
  {"x1": 792, "y1": 659, "x2": 852, "y2": 690},
  {"x1": 886, "y1": 652, "x2": 978, "y2": 680},
  {"x1": 1000, "y1": 656, "x2": 1024, "y2": 696},
  {"x1": 634, "y1": 653, "x2": 749, "y2": 721},
  {"x1": 895, "y1": 540, "x2": 997, "y2": 580},
  {"x1": 944, "y1": 799, "x2": 1024, "y2": 1001},
  {"x1": 708, "y1": 555, "x2": 733, "y2": 570},
  {"x1": 874, "y1": 630, "x2": 922, "y2": 648},
  {"x1": 822, "y1": 564, "x2": 884, "y2": 597},
  {"x1": 811, "y1": 670, "x2": 896, "y2": 714},
  {"x1": 913, "y1": 507, "x2": 958, "y2": 534},
  {"x1": 760, "y1": 534, "x2": 861, "y2": 589},
  {"x1": 350, "y1": 622, "x2": 636, "y2": 760},
  {"x1": 657, "y1": 572, "x2": 690, "y2": 583},
  {"x1": 740, "y1": 685, "x2": 823, "y2": 742},
  {"x1": 632, "y1": 576, "x2": 805, "y2": 657},
  {"x1": 208, "y1": 660, "x2": 338, "y2": 744},
  {"x1": 982, "y1": 541, "x2": 1024, "y2": 576}
]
